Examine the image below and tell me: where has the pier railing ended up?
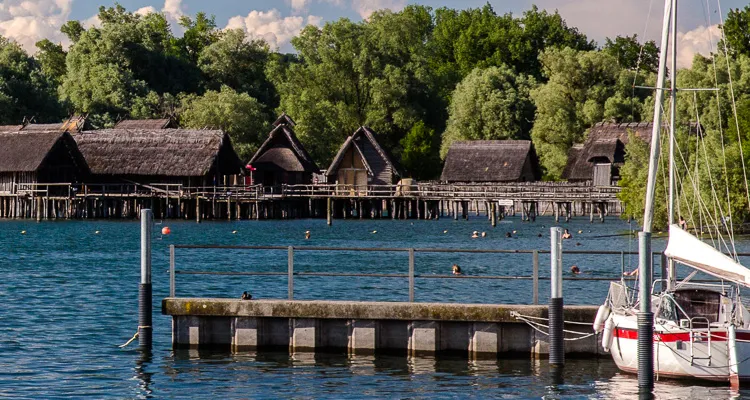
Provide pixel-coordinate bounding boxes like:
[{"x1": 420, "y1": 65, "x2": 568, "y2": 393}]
[
  {"x1": 168, "y1": 245, "x2": 662, "y2": 304},
  {"x1": 8, "y1": 181, "x2": 622, "y2": 202}
]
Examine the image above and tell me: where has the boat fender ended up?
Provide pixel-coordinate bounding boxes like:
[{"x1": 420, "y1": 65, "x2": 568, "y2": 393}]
[
  {"x1": 593, "y1": 304, "x2": 611, "y2": 333},
  {"x1": 602, "y1": 317, "x2": 615, "y2": 353}
]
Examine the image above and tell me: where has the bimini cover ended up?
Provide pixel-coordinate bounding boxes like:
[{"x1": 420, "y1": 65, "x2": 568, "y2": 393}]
[{"x1": 664, "y1": 224, "x2": 750, "y2": 288}]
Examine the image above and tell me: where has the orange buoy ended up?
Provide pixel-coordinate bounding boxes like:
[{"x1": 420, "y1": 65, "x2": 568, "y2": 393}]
[{"x1": 162, "y1": 226, "x2": 171, "y2": 235}]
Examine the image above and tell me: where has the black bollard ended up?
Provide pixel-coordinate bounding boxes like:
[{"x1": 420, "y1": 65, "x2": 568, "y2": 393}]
[
  {"x1": 139, "y1": 209, "x2": 153, "y2": 349},
  {"x1": 549, "y1": 227, "x2": 564, "y2": 366}
]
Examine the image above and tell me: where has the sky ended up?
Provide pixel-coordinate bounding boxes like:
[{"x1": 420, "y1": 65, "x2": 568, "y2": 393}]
[{"x1": 0, "y1": 0, "x2": 745, "y2": 68}]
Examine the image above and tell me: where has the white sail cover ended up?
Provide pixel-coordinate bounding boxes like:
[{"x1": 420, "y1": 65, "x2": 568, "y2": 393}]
[{"x1": 664, "y1": 224, "x2": 750, "y2": 287}]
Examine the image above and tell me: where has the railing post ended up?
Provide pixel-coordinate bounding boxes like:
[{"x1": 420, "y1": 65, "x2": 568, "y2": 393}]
[
  {"x1": 169, "y1": 244, "x2": 175, "y2": 297},
  {"x1": 532, "y1": 250, "x2": 539, "y2": 305},
  {"x1": 288, "y1": 246, "x2": 294, "y2": 300},
  {"x1": 408, "y1": 248, "x2": 415, "y2": 302}
]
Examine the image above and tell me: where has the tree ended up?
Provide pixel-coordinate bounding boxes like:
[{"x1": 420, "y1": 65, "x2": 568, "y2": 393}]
[
  {"x1": 722, "y1": 6, "x2": 750, "y2": 57},
  {"x1": 35, "y1": 39, "x2": 67, "y2": 86},
  {"x1": 179, "y1": 85, "x2": 269, "y2": 160},
  {"x1": 440, "y1": 65, "x2": 536, "y2": 158},
  {"x1": 530, "y1": 47, "x2": 624, "y2": 179},
  {"x1": 0, "y1": 37, "x2": 63, "y2": 124},
  {"x1": 400, "y1": 121, "x2": 441, "y2": 179},
  {"x1": 270, "y1": 6, "x2": 441, "y2": 165},
  {"x1": 199, "y1": 29, "x2": 276, "y2": 107},
  {"x1": 603, "y1": 35, "x2": 659, "y2": 73}
]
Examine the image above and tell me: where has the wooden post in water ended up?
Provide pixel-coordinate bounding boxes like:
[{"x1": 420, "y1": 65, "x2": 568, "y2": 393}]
[{"x1": 326, "y1": 197, "x2": 332, "y2": 226}]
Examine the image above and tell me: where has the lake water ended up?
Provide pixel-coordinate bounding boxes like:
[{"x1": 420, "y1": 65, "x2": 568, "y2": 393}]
[{"x1": 1, "y1": 216, "x2": 748, "y2": 398}]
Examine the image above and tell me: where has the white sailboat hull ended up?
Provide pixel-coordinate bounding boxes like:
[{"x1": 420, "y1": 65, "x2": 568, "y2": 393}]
[{"x1": 609, "y1": 313, "x2": 750, "y2": 382}]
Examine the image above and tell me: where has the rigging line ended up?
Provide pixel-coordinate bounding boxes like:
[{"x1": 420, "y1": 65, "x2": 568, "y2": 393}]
[
  {"x1": 717, "y1": 0, "x2": 750, "y2": 225},
  {"x1": 690, "y1": 92, "x2": 736, "y2": 256},
  {"x1": 631, "y1": 0, "x2": 658, "y2": 120},
  {"x1": 670, "y1": 103, "x2": 722, "y2": 249},
  {"x1": 663, "y1": 101, "x2": 721, "y2": 247},
  {"x1": 705, "y1": 0, "x2": 736, "y2": 254}
]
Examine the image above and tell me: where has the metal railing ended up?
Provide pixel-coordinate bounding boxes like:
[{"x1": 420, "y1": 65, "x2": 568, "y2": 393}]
[{"x1": 168, "y1": 245, "x2": 655, "y2": 303}]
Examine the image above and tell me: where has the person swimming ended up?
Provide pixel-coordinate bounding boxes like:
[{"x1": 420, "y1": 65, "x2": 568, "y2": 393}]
[
  {"x1": 481, "y1": 232, "x2": 487, "y2": 238},
  {"x1": 570, "y1": 265, "x2": 580, "y2": 274},
  {"x1": 505, "y1": 232, "x2": 512, "y2": 238},
  {"x1": 471, "y1": 231, "x2": 479, "y2": 238},
  {"x1": 452, "y1": 264, "x2": 462, "y2": 275},
  {"x1": 562, "y1": 229, "x2": 572, "y2": 239},
  {"x1": 305, "y1": 230, "x2": 311, "y2": 240},
  {"x1": 241, "y1": 291, "x2": 252, "y2": 300}
]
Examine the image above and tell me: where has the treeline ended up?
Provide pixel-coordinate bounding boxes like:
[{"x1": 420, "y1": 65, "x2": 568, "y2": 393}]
[
  {"x1": 4, "y1": 3, "x2": 750, "y2": 211},
  {"x1": 0, "y1": 3, "x2": 661, "y2": 176}
]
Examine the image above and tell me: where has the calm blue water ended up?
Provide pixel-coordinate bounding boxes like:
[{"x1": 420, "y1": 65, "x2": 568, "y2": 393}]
[{"x1": 1, "y1": 216, "x2": 748, "y2": 398}]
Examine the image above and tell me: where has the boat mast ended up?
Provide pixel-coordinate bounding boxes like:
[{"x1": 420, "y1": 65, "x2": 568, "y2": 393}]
[
  {"x1": 638, "y1": 0, "x2": 673, "y2": 393},
  {"x1": 643, "y1": 1, "x2": 673, "y2": 232},
  {"x1": 667, "y1": 0, "x2": 677, "y2": 290}
]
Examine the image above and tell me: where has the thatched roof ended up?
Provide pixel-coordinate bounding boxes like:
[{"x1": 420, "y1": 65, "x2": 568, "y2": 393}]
[
  {"x1": 0, "y1": 125, "x2": 23, "y2": 132},
  {"x1": 440, "y1": 140, "x2": 540, "y2": 182},
  {"x1": 74, "y1": 129, "x2": 244, "y2": 177},
  {"x1": 563, "y1": 122, "x2": 653, "y2": 181},
  {"x1": 248, "y1": 124, "x2": 319, "y2": 173},
  {"x1": 327, "y1": 126, "x2": 402, "y2": 178},
  {"x1": 114, "y1": 118, "x2": 174, "y2": 130},
  {"x1": 0, "y1": 131, "x2": 87, "y2": 173},
  {"x1": 21, "y1": 115, "x2": 89, "y2": 133},
  {"x1": 273, "y1": 113, "x2": 296, "y2": 127}
]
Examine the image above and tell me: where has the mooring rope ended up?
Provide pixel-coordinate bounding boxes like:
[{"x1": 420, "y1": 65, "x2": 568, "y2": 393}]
[
  {"x1": 510, "y1": 312, "x2": 597, "y2": 341},
  {"x1": 119, "y1": 325, "x2": 151, "y2": 348}
]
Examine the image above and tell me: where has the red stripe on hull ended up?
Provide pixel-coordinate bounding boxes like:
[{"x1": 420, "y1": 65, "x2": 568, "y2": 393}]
[{"x1": 614, "y1": 327, "x2": 750, "y2": 343}]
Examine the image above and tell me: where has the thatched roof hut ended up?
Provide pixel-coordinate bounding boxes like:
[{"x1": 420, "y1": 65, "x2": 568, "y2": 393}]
[
  {"x1": 248, "y1": 114, "x2": 319, "y2": 185},
  {"x1": 21, "y1": 115, "x2": 89, "y2": 133},
  {"x1": 114, "y1": 118, "x2": 175, "y2": 130},
  {"x1": 563, "y1": 122, "x2": 653, "y2": 185},
  {"x1": 327, "y1": 126, "x2": 401, "y2": 188},
  {"x1": 74, "y1": 129, "x2": 244, "y2": 185},
  {"x1": 440, "y1": 140, "x2": 540, "y2": 183},
  {"x1": 0, "y1": 131, "x2": 89, "y2": 193}
]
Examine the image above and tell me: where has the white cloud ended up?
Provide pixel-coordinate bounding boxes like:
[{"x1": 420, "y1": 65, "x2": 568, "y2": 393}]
[
  {"x1": 0, "y1": 0, "x2": 73, "y2": 51},
  {"x1": 675, "y1": 24, "x2": 720, "y2": 69},
  {"x1": 135, "y1": 6, "x2": 159, "y2": 17},
  {"x1": 288, "y1": 0, "x2": 312, "y2": 13},
  {"x1": 162, "y1": 0, "x2": 184, "y2": 20},
  {"x1": 351, "y1": 0, "x2": 406, "y2": 19},
  {"x1": 226, "y1": 9, "x2": 323, "y2": 50}
]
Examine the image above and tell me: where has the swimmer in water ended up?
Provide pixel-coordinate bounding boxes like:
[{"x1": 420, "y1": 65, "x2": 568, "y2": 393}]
[
  {"x1": 452, "y1": 264, "x2": 462, "y2": 275},
  {"x1": 562, "y1": 229, "x2": 572, "y2": 239},
  {"x1": 570, "y1": 265, "x2": 581, "y2": 274},
  {"x1": 305, "y1": 230, "x2": 311, "y2": 240},
  {"x1": 471, "y1": 231, "x2": 479, "y2": 238}
]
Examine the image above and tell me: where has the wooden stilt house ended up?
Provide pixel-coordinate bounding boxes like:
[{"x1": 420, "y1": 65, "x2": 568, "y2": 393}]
[
  {"x1": 0, "y1": 131, "x2": 89, "y2": 195},
  {"x1": 73, "y1": 129, "x2": 244, "y2": 187},
  {"x1": 562, "y1": 122, "x2": 652, "y2": 186},
  {"x1": 327, "y1": 126, "x2": 402, "y2": 195},
  {"x1": 440, "y1": 140, "x2": 540, "y2": 183},
  {"x1": 247, "y1": 114, "x2": 320, "y2": 186}
]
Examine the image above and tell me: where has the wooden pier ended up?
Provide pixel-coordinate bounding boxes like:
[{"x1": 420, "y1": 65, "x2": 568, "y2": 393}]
[{"x1": 0, "y1": 182, "x2": 622, "y2": 222}]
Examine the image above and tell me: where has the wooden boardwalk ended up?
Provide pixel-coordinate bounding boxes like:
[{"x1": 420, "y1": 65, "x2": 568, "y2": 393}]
[{"x1": 0, "y1": 182, "x2": 623, "y2": 222}]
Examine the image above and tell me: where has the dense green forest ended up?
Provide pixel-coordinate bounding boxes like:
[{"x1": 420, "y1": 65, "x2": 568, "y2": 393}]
[{"x1": 4, "y1": 3, "x2": 750, "y2": 228}]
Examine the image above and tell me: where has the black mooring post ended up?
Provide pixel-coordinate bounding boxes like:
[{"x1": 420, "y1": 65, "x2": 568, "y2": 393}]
[
  {"x1": 638, "y1": 232, "x2": 654, "y2": 393},
  {"x1": 139, "y1": 209, "x2": 153, "y2": 349},
  {"x1": 549, "y1": 227, "x2": 564, "y2": 366}
]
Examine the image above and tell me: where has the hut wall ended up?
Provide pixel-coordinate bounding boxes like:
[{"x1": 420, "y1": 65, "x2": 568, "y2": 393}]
[
  {"x1": 519, "y1": 156, "x2": 537, "y2": 182},
  {"x1": 355, "y1": 136, "x2": 393, "y2": 185},
  {"x1": 0, "y1": 172, "x2": 18, "y2": 193}
]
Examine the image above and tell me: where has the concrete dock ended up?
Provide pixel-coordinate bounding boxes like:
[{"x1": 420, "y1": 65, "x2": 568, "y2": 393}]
[{"x1": 162, "y1": 299, "x2": 604, "y2": 358}]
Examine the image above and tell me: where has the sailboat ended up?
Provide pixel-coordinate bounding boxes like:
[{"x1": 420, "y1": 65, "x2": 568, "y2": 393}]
[{"x1": 595, "y1": 0, "x2": 750, "y2": 385}]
